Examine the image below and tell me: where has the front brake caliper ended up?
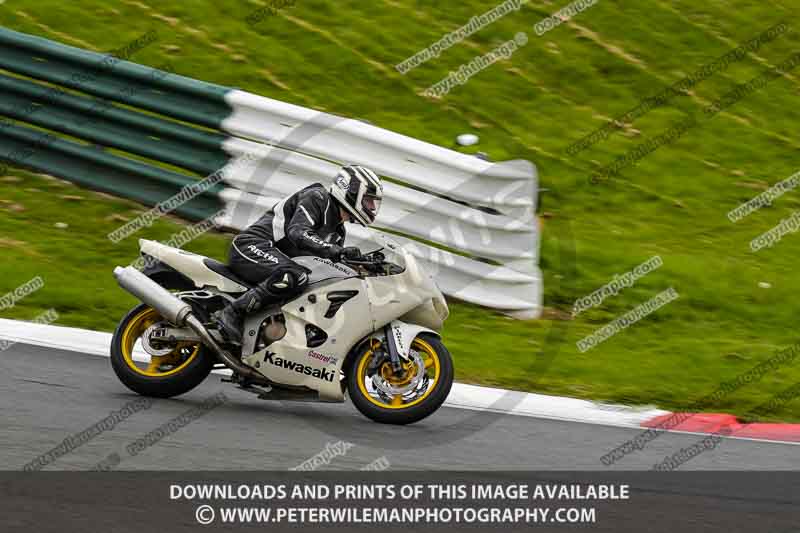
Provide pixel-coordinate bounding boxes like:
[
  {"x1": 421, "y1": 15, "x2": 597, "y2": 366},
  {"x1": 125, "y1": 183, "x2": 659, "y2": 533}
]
[{"x1": 367, "y1": 346, "x2": 388, "y2": 375}]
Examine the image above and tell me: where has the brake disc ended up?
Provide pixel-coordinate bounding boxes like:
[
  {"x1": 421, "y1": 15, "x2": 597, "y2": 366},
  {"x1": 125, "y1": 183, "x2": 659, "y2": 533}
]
[{"x1": 371, "y1": 350, "x2": 426, "y2": 397}]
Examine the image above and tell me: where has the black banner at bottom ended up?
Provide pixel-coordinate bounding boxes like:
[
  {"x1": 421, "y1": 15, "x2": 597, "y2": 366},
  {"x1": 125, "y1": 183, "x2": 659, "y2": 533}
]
[{"x1": 2, "y1": 472, "x2": 797, "y2": 532}]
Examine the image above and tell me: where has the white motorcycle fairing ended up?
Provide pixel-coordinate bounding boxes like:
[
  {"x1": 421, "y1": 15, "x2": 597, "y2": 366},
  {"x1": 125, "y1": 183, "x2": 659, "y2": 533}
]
[
  {"x1": 242, "y1": 250, "x2": 446, "y2": 402},
  {"x1": 140, "y1": 239, "x2": 248, "y2": 293}
]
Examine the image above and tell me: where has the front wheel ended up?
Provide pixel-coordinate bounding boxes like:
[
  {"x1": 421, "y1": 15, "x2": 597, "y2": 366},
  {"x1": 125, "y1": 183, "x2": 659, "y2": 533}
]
[
  {"x1": 110, "y1": 303, "x2": 215, "y2": 398},
  {"x1": 347, "y1": 333, "x2": 453, "y2": 425}
]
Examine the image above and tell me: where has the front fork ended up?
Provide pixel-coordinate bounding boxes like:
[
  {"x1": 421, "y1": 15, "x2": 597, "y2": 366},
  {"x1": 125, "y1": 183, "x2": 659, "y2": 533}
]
[
  {"x1": 383, "y1": 324, "x2": 404, "y2": 373},
  {"x1": 364, "y1": 325, "x2": 403, "y2": 376},
  {"x1": 364, "y1": 321, "x2": 439, "y2": 375}
]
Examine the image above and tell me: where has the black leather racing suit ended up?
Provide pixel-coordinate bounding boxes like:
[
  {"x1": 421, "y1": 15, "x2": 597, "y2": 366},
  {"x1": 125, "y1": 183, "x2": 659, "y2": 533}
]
[
  {"x1": 228, "y1": 183, "x2": 346, "y2": 291},
  {"x1": 215, "y1": 183, "x2": 351, "y2": 343}
]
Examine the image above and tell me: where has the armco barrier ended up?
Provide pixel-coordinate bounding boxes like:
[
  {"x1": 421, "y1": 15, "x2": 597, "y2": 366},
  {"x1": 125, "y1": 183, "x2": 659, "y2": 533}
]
[
  {"x1": 0, "y1": 72, "x2": 229, "y2": 175},
  {"x1": 0, "y1": 120, "x2": 223, "y2": 221},
  {"x1": 218, "y1": 139, "x2": 538, "y2": 266},
  {"x1": 0, "y1": 27, "x2": 542, "y2": 317},
  {"x1": 221, "y1": 91, "x2": 536, "y2": 216}
]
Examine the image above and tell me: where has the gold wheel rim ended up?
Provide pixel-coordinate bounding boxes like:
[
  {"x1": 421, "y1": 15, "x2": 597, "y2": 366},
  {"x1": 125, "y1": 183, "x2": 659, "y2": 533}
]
[
  {"x1": 356, "y1": 338, "x2": 440, "y2": 410},
  {"x1": 120, "y1": 307, "x2": 200, "y2": 377}
]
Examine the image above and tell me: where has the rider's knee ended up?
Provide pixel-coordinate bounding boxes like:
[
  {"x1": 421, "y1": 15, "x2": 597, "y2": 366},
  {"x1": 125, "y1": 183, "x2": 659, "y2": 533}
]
[{"x1": 264, "y1": 267, "x2": 308, "y2": 295}]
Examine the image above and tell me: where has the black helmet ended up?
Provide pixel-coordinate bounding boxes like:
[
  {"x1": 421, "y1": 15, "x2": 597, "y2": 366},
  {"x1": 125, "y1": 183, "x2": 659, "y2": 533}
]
[{"x1": 330, "y1": 164, "x2": 384, "y2": 226}]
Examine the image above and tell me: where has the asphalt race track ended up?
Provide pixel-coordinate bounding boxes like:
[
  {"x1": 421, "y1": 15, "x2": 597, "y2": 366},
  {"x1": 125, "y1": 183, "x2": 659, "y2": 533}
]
[{"x1": 1, "y1": 343, "x2": 797, "y2": 471}]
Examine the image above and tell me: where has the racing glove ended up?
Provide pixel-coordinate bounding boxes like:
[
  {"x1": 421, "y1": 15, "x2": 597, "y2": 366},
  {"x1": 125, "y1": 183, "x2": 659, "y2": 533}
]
[{"x1": 331, "y1": 246, "x2": 362, "y2": 262}]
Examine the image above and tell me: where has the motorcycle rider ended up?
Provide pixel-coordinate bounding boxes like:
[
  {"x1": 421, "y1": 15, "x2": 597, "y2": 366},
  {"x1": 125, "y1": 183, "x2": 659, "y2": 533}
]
[{"x1": 215, "y1": 164, "x2": 384, "y2": 343}]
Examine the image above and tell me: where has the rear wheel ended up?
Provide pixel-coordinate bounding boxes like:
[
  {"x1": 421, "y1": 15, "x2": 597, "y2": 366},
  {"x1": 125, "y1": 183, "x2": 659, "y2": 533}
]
[
  {"x1": 347, "y1": 333, "x2": 453, "y2": 425},
  {"x1": 110, "y1": 304, "x2": 215, "y2": 398}
]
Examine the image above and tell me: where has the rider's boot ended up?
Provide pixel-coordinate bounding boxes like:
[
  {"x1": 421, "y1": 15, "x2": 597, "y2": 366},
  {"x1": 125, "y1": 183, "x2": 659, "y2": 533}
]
[
  {"x1": 215, "y1": 287, "x2": 267, "y2": 345},
  {"x1": 215, "y1": 270, "x2": 307, "y2": 344}
]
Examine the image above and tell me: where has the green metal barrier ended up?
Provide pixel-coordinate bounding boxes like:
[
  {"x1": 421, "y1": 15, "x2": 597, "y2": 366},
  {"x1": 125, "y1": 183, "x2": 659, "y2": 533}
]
[
  {"x1": 0, "y1": 121, "x2": 223, "y2": 221},
  {"x1": 0, "y1": 27, "x2": 233, "y2": 127},
  {"x1": 0, "y1": 73, "x2": 229, "y2": 175},
  {"x1": 0, "y1": 27, "x2": 234, "y2": 222}
]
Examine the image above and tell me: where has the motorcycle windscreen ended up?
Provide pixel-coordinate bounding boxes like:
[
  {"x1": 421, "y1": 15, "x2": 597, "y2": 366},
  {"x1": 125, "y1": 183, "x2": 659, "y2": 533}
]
[{"x1": 363, "y1": 233, "x2": 408, "y2": 273}]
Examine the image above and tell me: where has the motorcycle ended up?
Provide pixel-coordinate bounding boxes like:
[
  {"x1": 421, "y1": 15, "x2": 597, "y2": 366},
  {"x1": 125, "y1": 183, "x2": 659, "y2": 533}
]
[{"x1": 110, "y1": 234, "x2": 453, "y2": 425}]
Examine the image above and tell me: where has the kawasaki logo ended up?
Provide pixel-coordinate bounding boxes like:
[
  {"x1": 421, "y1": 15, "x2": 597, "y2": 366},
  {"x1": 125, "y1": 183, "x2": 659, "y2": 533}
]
[
  {"x1": 264, "y1": 353, "x2": 335, "y2": 382},
  {"x1": 312, "y1": 257, "x2": 352, "y2": 275}
]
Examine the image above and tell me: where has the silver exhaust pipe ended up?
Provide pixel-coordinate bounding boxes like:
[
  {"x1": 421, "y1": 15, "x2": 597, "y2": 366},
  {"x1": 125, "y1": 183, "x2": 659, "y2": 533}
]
[
  {"x1": 114, "y1": 266, "x2": 192, "y2": 325},
  {"x1": 113, "y1": 266, "x2": 263, "y2": 381}
]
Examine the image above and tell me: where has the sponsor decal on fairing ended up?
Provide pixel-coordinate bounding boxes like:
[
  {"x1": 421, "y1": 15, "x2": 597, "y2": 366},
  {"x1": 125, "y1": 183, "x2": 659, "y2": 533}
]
[{"x1": 265, "y1": 353, "x2": 336, "y2": 382}]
